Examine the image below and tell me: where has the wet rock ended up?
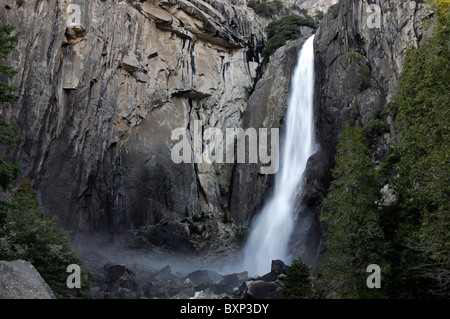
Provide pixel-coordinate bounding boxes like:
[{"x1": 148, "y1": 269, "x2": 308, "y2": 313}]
[
  {"x1": 185, "y1": 270, "x2": 224, "y2": 290},
  {"x1": 159, "y1": 221, "x2": 193, "y2": 253},
  {"x1": 104, "y1": 264, "x2": 136, "y2": 284},
  {"x1": 142, "y1": 281, "x2": 164, "y2": 299},
  {"x1": 210, "y1": 272, "x2": 248, "y2": 295},
  {"x1": 271, "y1": 260, "x2": 289, "y2": 275},
  {"x1": 155, "y1": 265, "x2": 172, "y2": 281},
  {"x1": 238, "y1": 280, "x2": 283, "y2": 299}
]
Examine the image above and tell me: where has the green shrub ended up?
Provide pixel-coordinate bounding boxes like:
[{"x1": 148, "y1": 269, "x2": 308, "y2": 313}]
[
  {"x1": 188, "y1": 223, "x2": 202, "y2": 235},
  {"x1": 318, "y1": 1, "x2": 450, "y2": 298},
  {"x1": 362, "y1": 119, "x2": 389, "y2": 140},
  {"x1": 350, "y1": 108, "x2": 360, "y2": 122},
  {"x1": 390, "y1": 0, "x2": 450, "y2": 295},
  {"x1": 345, "y1": 52, "x2": 371, "y2": 91},
  {"x1": 262, "y1": 15, "x2": 316, "y2": 61},
  {"x1": 0, "y1": 23, "x2": 20, "y2": 103},
  {"x1": 374, "y1": 107, "x2": 389, "y2": 120},
  {"x1": 192, "y1": 211, "x2": 207, "y2": 223},
  {"x1": 145, "y1": 226, "x2": 161, "y2": 243},
  {"x1": 222, "y1": 212, "x2": 232, "y2": 224},
  {"x1": 248, "y1": 0, "x2": 284, "y2": 17},
  {"x1": 314, "y1": 10, "x2": 325, "y2": 23},
  {"x1": 0, "y1": 21, "x2": 92, "y2": 298},
  {"x1": 219, "y1": 185, "x2": 229, "y2": 196}
]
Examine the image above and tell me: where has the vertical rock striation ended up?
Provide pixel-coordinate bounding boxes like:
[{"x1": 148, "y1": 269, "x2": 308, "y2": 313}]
[{"x1": 0, "y1": 0, "x2": 266, "y2": 236}]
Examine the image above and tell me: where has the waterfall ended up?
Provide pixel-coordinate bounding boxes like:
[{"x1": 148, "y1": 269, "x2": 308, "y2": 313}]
[{"x1": 241, "y1": 35, "x2": 317, "y2": 276}]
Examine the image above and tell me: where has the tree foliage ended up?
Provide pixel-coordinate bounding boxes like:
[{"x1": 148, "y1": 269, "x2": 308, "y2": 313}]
[
  {"x1": 0, "y1": 22, "x2": 22, "y2": 190},
  {"x1": 262, "y1": 15, "x2": 316, "y2": 61},
  {"x1": 390, "y1": 0, "x2": 450, "y2": 296},
  {"x1": 0, "y1": 178, "x2": 92, "y2": 298},
  {"x1": 248, "y1": 0, "x2": 284, "y2": 18},
  {"x1": 320, "y1": 125, "x2": 386, "y2": 298},
  {"x1": 281, "y1": 257, "x2": 313, "y2": 299},
  {"x1": 0, "y1": 115, "x2": 23, "y2": 191},
  {"x1": 0, "y1": 22, "x2": 20, "y2": 103}
]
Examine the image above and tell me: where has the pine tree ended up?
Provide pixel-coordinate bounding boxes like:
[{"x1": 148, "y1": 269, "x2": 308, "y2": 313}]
[
  {"x1": 0, "y1": 21, "x2": 22, "y2": 190},
  {"x1": 390, "y1": 0, "x2": 450, "y2": 296},
  {"x1": 320, "y1": 125, "x2": 386, "y2": 298},
  {"x1": 0, "y1": 21, "x2": 20, "y2": 103},
  {"x1": 281, "y1": 257, "x2": 313, "y2": 299},
  {"x1": 0, "y1": 115, "x2": 22, "y2": 191}
]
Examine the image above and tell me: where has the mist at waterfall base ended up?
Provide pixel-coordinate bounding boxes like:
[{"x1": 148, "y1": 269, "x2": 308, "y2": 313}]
[{"x1": 238, "y1": 35, "x2": 317, "y2": 276}]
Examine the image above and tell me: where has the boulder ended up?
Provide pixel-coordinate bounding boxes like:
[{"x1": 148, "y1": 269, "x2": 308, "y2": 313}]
[
  {"x1": 238, "y1": 280, "x2": 282, "y2": 299},
  {"x1": 210, "y1": 272, "x2": 247, "y2": 295},
  {"x1": 271, "y1": 260, "x2": 289, "y2": 275},
  {"x1": 0, "y1": 260, "x2": 56, "y2": 299},
  {"x1": 185, "y1": 270, "x2": 224, "y2": 290},
  {"x1": 104, "y1": 264, "x2": 136, "y2": 284},
  {"x1": 155, "y1": 265, "x2": 172, "y2": 281},
  {"x1": 159, "y1": 221, "x2": 193, "y2": 253},
  {"x1": 261, "y1": 260, "x2": 290, "y2": 282}
]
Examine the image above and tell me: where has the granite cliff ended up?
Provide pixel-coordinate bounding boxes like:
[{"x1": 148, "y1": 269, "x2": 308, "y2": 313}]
[{"x1": 0, "y1": 0, "x2": 433, "y2": 266}]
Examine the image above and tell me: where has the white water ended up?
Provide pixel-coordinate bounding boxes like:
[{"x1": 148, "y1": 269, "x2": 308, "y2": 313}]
[{"x1": 241, "y1": 36, "x2": 317, "y2": 276}]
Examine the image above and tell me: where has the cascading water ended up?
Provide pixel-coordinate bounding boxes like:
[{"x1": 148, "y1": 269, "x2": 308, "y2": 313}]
[{"x1": 241, "y1": 35, "x2": 317, "y2": 276}]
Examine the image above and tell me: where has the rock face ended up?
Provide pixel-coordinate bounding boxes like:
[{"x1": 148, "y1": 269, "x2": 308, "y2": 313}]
[
  {"x1": 293, "y1": 0, "x2": 339, "y2": 13},
  {"x1": 0, "y1": 0, "x2": 266, "y2": 237},
  {"x1": 0, "y1": 260, "x2": 56, "y2": 299}
]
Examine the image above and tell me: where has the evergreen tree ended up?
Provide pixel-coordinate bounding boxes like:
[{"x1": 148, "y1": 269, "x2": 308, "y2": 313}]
[
  {"x1": 0, "y1": 115, "x2": 22, "y2": 191},
  {"x1": 262, "y1": 15, "x2": 316, "y2": 60},
  {"x1": 320, "y1": 125, "x2": 386, "y2": 298},
  {"x1": 281, "y1": 257, "x2": 313, "y2": 299},
  {"x1": 0, "y1": 178, "x2": 92, "y2": 298},
  {"x1": 0, "y1": 21, "x2": 22, "y2": 191},
  {"x1": 0, "y1": 21, "x2": 20, "y2": 103},
  {"x1": 388, "y1": 0, "x2": 450, "y2": 296}
]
